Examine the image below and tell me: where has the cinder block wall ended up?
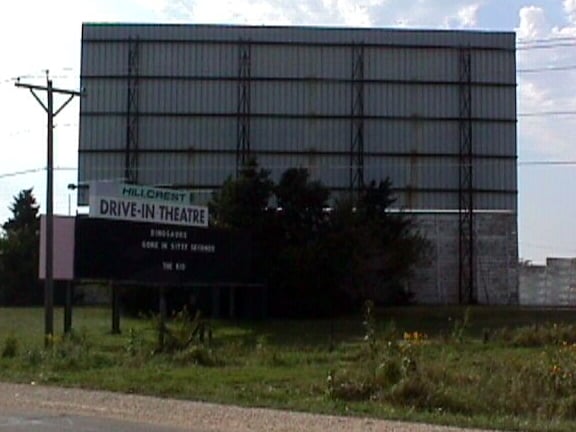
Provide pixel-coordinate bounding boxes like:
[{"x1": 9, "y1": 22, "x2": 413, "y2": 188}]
[
  {"x1": 408, "y1": 212, "x2": 518, "y2": 305},
  {"x1": 520, "y1": 258, "x2": 576, "y2": 306}
]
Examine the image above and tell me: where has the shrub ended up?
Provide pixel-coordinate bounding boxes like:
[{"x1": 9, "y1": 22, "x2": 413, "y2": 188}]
[
  {"x1": 494, "y1": 322, "x2": 576, "y2": 347},
  {"x1": 1, "y1": 335, "x2": 18, "y2": 358}
]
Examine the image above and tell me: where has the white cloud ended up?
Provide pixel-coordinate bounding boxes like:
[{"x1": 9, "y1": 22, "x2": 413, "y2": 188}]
[
  {"x1": 365, "y1": 0, "x2": 485, "y2": 28},
  {"x1": 163, "y1": 0, "x2": 489, "y2": 29},
  {"x1": 442, "y1": 3, "x2": 482, "y2": 28},
  {"x1": 516, "y1": 6, "x2": 551, "y2": 39},
  {"x1": 166, "y1": 0, "x2": 386, "y2": 27},
  {"x1": 456, "y1": 4, "x2": 480, "y2": 27},
  {"x1": 564, "y1": 0, "x2": 576, "y2": 23},
  {"x1": 515, "y1": 4, "x2": 576, "y2": 160},
  {"x1": 518, "y1": 77, "x2": 576, "y2": 159}
]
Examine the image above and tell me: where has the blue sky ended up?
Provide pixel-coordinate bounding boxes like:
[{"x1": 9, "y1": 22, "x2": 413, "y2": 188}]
[{"x1": 1, "y1": 0, "x2": 575, "y2": 264}]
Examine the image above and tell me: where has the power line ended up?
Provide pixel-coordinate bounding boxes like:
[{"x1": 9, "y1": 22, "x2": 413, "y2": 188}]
[
  {"x1": 518, "y1": 161, "x2": 576, "y2": 166},
  {"x1": 518, "y1": 64, "x2": 576, "y2": 73},
  {"x1": 517, "y1": 36, "x2": 576, "y2": 44},
  {"x1": 1, "y1": 123, "x2": 79, "y2": 138},
  {"x1": 0, "y1": 168, "x2": 46, "y2": 179},
  {"x1": 519, "y1": 110, "x2": 576, "y2": 117},
  {"x1": 517, "y1": 41, "x2": 576, "y2": 50}
]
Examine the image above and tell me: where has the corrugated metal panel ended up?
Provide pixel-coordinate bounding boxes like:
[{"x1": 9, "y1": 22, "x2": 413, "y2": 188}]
[
  {"x1": 79, "y1": 24, "x2": 517, "y2": 211},
  {"x1": 364, "y1": 84, "x2": 516, "y2": 119},
  {"x1": 364, "y1": 120, "x2": 516, "y2": 156},
  {"x1": 81, "y1": 43, "x2": 128, "y2": 76},
  {"x1": 80, "y1": 79, "x2": 125, "y2": 113},
  {"x1": 139, "y1": 117, "x2": 236, "y2": 151},
  {"x1": 476, "y1": 194, "x2": 517, "y2": 211},
  {"x1": 79, "y1": 153, "x2": 126, "y2": 183},
  {"x1": 252, "y1": 81, "x2": 350, "y2": 115},
  {"x1": 365, "y1": 156, "x2": 515, "y2": 192},
  {"x1": 255, "y1": 153, "x2": 350, "y2": 188},
  {"x1": 366, "y1": 48, "x2": 456, "y2": 81},
  {"x1": 365, "y1": 156, "x2": 461, "y2": 189},
  {"x1": 82, "y1": 34, "x2": 515, "y2": 85},
  {"x1": 141, "y1": 42, "x2": 237, "y2": 77},
  {"x1": 132, "y1": 153, "x2": 238, "y2": 187},
  {"x1": 82, "y1": 78, "x2": 238, "y2": 113},
  {"x1": 79, "y1": 114, "x2": 516, "y2": 156},
  {"x1": 365, "y1": 84, "x2": 458, "y2": 117},
  {"x1": 472, "y1": 87, "x2": 516, "y2": 119},
  {"x1": 82, "y1": 24, "x2": 514, "y2": 51},
  {"x1": 395, "y1": 192, "x2": 459, "y2": 210},
  {"x1": 141, "y1": 80, "x2": 237, "y2": 113},
  {"x1": 364, "y1": 120, "x2": 458, "y2": 154},
  {"x1": 474, "y1": 159, "x2": 517, "y2": 191},
  {"x1": 392, "y1": 192, "x2": 516, "y2": 211},
  {"x1": 474, "y1": 123, "x2": 516, "y2": 156},
  {"x1": 473, "y1": 50, "x2": 516, "y2": 84},
  {"x1": 252, "y1": 45, "x2": 351, "y2": 79},
  {"x1": 251, "y1": 118, "x2": 349, "y2": 153},
  {"x1": 79, "y1": 116, "x2": 125, "y2": 150}
]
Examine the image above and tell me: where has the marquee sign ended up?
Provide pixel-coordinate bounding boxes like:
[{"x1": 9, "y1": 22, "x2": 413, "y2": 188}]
[
  {"x1": 74, "y1": 217, "x2": 253, "y2": 284},
  {"x1": 89, "y1": 182, "x2": 208, "y2": 228}
]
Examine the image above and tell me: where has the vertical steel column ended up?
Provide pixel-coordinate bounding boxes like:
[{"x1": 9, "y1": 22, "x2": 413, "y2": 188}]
[
  {"x1": 458, "y1": 48, "x2": 475, "y2": 304},
  {"x1": 350, "y1": 43, "x2": 365, "y2": 195},
  {"x1": 125, "y1": 37, "x2": 140, "y2": 184},
  {"x1": 237, "y1": 40, "x2": 251, "y2": 174}
]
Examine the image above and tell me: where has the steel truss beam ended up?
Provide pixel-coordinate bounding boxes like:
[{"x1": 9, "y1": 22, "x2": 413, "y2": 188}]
[
  {"x1": 125, "y1": 37, "x2": 140, "y2": 183},
  {"x1": 350, "y1": 43, "x2": 365, "y2": 195},
  {"x1": 237, "y1": 40, "x2": 251, "y2": 173},
  {"x1": 458, "y1": 48, "x2": 475, "y2": 304}
]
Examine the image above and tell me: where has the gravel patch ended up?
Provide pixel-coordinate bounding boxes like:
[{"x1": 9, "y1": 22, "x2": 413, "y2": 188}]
[{"x1": 0, "y1": 382, "x2": 499, "y2": 432}]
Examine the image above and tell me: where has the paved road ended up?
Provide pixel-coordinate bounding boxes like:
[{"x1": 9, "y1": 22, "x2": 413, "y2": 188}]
[
  {"x1": 0, "y1": 382, "x2": 498, "y2": 432},
  {"x1": 0, "y1": 410, "x2": 191, "y2": 432}
]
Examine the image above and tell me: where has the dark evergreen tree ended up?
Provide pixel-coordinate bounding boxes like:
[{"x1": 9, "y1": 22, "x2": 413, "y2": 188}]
[{"x1": 0, "y1": 188, "x2": 42, "y2": 305}]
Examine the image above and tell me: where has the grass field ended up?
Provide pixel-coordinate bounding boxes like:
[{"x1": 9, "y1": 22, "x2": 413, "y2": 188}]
[{"x1": 2, "y1": 305, "x2": 576, "y2": 431}]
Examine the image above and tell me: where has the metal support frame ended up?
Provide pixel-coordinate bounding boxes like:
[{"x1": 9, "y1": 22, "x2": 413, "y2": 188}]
[
  {"x1": 350, "y1": 43, "x2": 365, "y2": 195},
  {"x1": 125, "y1": 38, "x2": 140, "y2": 183},
  {"x1": 236, "y1": 40, "x2": 251, "y2": 173},
  {"x1": 458, "y1": 48, "x2": 475, "y2": 304}
]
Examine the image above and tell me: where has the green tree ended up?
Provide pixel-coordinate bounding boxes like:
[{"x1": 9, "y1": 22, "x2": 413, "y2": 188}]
[
  {"x1": 208, "y1": 163, "x2": 428, "y2": 317},
  {"x1": 331, "y1": 179, "x2": 429, "y2": 305},
  {"x1": 0, "y1": 189, "x2": 42, "y2": 305},
  {"x1": 209, "y1": 159, "x2": 274, "y2": 231},
  {"x1": 209, "y1": 159, "x2": 279, "y2": 290},
  {"x1": 275, "y1": 168, "x2": 330, "y2": 245},
  {"x1": 270, "y1": 168, "x2": 334, "y2": 316}
]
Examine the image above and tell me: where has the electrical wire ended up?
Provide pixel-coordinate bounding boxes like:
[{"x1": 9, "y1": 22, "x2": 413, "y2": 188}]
[
  {"x1": 519, "y1": 241, "x2": 576, "y2": 254},
  {"x1": 518, "y1": 110, "x2": 576, "y2": 117},
  {"x1": 518, "y1": 64, "x2": 576, "y2": 73},
  {"x1": 518, "y1": 161, "x2": 576, "y2": 166},
  {"x1": 0, "y1": 168, "x2": 46, "y2": 179},
  {"x1": 517, "y1": 36, "x2": 576, "y2": 44},
  {"x1": 517, "y1": 43, "x2": 576, "y2": 50}
]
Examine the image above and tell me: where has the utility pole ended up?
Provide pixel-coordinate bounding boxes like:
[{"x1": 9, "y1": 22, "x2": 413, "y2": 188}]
[{"x1": 15, "y1": 72, "x2": 82, "y2": 346}]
